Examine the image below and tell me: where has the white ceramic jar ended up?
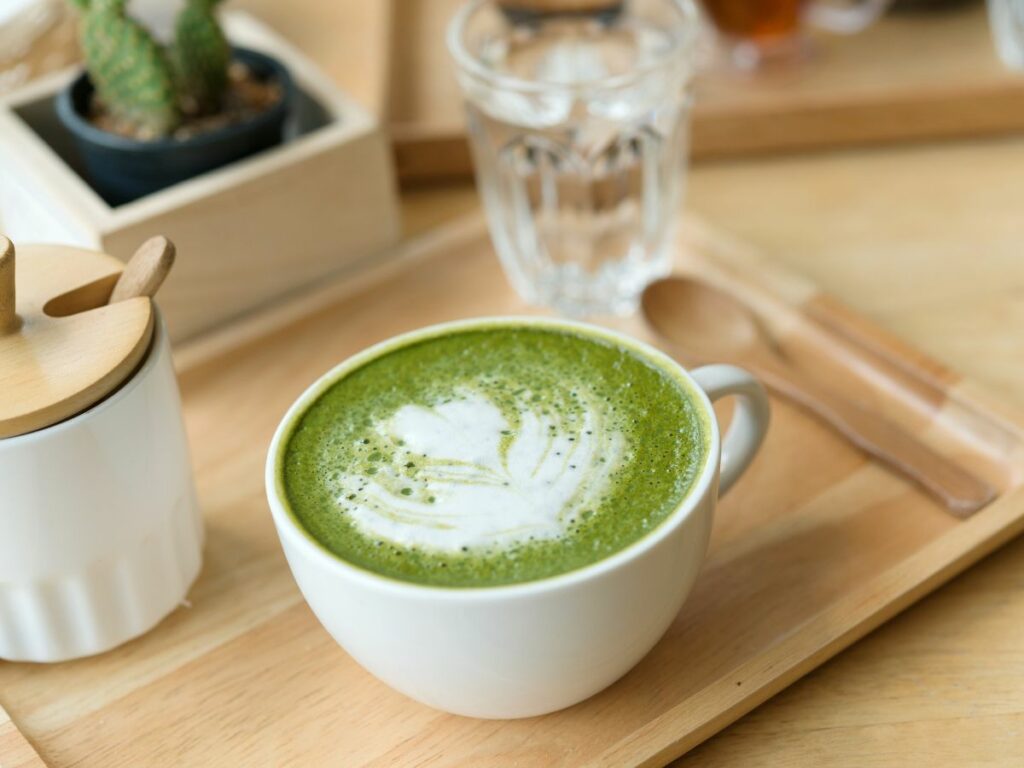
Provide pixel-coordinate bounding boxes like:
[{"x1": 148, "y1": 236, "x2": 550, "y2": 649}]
[
  {"x1": 266, "y1": 318, "x2": 769, "y2": 718},
  {"x1": 0, "y1": 311, "x2": 203, "y2": 662}
]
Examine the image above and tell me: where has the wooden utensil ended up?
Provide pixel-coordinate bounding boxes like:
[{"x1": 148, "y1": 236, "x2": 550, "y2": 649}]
[
  {"x1": 0, "y1": 235, "x2": 174, "y2": 439},
  {"x1": 0, "y1": 703, "x2": 48, "y2": 768},
  {"x1": 0, "y1": 235, "x2": 19, "y2": 334},
  {"x1": 642, "y1": 275, "x2": 997, "y2": 517},
  {"x1": 109, "y1": 236, "x2": 175, "y2": 303}
]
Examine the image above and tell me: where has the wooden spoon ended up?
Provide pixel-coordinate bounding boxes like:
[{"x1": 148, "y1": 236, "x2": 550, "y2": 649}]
[
  {"x1": 110, "y1": 236, "x2": 176, "y2": 303},
  {"x1": 642, "y1": 275, "x2": 996, "y2": 517}
]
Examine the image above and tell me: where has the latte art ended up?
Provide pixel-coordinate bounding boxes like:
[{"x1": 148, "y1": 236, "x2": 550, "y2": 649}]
[
  {"x1": 281, "y1": 325, "x2": 706, "y2": 587},
  {"x1": 334, "y1": 391, "x2": 624, "y2": 552}
]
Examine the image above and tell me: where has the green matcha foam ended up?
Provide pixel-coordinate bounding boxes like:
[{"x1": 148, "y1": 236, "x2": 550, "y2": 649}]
[{"x1": 280, "y1": 324, "x2": 707, "y2": 588}]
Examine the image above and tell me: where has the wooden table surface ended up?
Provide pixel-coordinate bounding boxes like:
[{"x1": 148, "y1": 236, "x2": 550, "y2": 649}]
[
  {"x1": 8, "y1": 3, "x2": 1022, "y2": 763},
  {"x1": 400, "y1": 134, "x2": 1024, "y2": 765}
]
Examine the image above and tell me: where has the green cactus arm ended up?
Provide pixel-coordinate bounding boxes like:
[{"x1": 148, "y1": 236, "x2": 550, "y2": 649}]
[
  {"x1": 77, "y1": 0, "x2": 180, "y2": 136},
  {"x1": 172, "y1": 0, "x2": 231, "y2": 115}
]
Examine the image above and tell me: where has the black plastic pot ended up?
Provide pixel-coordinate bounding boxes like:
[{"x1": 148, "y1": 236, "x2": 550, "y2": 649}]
[{"x1": 56, "y1": 47, "x2": 293, "y2": 206}]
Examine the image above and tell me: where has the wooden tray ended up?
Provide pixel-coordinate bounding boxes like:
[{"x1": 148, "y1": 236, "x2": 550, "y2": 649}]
[
  {"x1": 384, "y1": 1, "x2": 1024, "y2": 182},
  {"x1": 3, "y1": 213, "x2": 1024, "y2": 767},
  {"x1": 0, "y1": 704, "x2": 46, "y2": 768}
]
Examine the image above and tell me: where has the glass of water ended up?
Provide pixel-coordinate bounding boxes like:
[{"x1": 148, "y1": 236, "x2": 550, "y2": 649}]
[
  {"x1": 448, "y1": 0, "x2": 700, "y2": 316},
  {"x1": 988, "y1": 0, "x2": 1024, "y2": 70}
]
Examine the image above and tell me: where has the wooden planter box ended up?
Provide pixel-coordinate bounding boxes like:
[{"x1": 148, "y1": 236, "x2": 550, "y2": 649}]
[{"x1": 0, "y1": 12, "x2": 400, "y2": 341}]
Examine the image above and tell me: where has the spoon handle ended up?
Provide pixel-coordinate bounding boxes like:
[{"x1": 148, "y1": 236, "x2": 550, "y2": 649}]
[
  {"x1": 110, "y1": 236, "x2": 175, "y2": 303},
  {"x1": 751, "y1": 357, "x2": 996, "y2": 517}
]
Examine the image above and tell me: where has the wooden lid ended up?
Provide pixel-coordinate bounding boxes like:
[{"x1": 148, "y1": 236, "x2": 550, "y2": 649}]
[{"x1": 0, "y1": 235, "x2": 174, "y2": 439}]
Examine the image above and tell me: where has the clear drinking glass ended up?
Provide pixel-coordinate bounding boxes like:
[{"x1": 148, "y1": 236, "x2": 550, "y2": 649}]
[
  {"x1": 988, "y1": 0, "x2": 1024, "y2": 70},
  {"x1": 448, "y1": 0, "x2": 700, "y2": 316}
]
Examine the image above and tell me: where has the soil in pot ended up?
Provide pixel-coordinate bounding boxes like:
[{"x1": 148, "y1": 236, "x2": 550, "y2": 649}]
[
  {"x1": 89, "y1": 60, "x2": 283, "y2": 142},
  {"x1": 58, "y1": 47, "x2": 293, "y2": 207}
]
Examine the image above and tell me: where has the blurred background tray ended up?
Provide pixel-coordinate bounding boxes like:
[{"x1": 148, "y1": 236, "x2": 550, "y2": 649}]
[
  {"x1": 13, "y1": 2, "x2": 1024, "y2": 186},
  {"x1": 336, "y1": 0, "x2": 1024, "y2": 183}
]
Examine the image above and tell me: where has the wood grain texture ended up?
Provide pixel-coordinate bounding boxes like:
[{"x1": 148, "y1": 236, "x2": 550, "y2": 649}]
[
  {"x1": 383, "y1": 1, "x2": 1024, "y2": 182},
  {"x1": 3, "y1": 192, "x2": 1023, "y2": 766},
  {"x1": 235, "y1": 0, "x2": 394, "y2": 116},
  {"x1": 0, "y1": 13, "x2": 401, "y2": 343},
  {"x1": 0, "y1": 236, "x2": 16, "y2": 334},
  {"x1": 396, "y1": 136, "x2": 1024, "y2": 766},
  {"x1": 0, "y1": 704, "x2": 47, "y2": 768},
  {"x1": 663, "y1": 137, "x2": 1024, "y2": 766},
  {"x1": 0, "y1": 243, "x2": 152, "y2": 438},
  {"x1": 108, "y1": 236, "x2": 175, "y2": 304},
  {"x1": 642, "y1": 276, "x2": 996, "y2": 516}
]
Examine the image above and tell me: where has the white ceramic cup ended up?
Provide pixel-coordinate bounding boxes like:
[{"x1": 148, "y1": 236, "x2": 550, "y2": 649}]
[
  {"x1": 0, "y1": 311, "x2": 203, "y2": 662},
  {"x1": 266, "y1": 317, "x2": 769, "y2": 718}
]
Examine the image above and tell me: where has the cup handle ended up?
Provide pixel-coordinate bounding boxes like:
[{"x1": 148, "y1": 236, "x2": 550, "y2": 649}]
[{"x1": 690, "y1": 365, "x2": 770, "y2": 498}]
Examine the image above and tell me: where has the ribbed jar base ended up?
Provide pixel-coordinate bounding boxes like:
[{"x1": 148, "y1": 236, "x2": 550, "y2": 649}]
[{"x1": 0, "y1": 492, "x2": 203, "y2": 662}]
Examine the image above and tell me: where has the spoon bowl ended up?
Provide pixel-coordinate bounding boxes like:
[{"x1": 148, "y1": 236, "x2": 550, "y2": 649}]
[
  {"x1": 641, "y1": 274, "x2": 996, "y2": 517},
  {"x1": 643, "y1": 275, "x2": 763, "y2": 358}
]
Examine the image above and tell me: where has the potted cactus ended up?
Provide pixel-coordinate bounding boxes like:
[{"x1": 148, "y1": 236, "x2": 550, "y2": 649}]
[{"x1": 56, "y1": 0, "x2": 293, "y2": 204}]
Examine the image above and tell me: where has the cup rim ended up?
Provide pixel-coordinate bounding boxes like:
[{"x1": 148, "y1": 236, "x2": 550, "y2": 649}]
[
  {"x1": 0, "y1": 308, "x2": 164, "y2": 447},
  {"x1": 446, "y1": 0, "x2": 701, "y2": 96},
  {"x1": 265, "y1": 316, "x2": 720, "y2": 601}
]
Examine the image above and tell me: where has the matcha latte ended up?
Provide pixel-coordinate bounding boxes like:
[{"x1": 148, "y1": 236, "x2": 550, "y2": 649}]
[{"x1": 278, "y1": 323, "x2": 709, "y2": 588}]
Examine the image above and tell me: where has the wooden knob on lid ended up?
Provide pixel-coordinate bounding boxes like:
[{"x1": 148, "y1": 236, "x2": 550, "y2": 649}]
[
  {"x1": 0, "y1": 235, "x2": 175, "y2": 439},
  {"x1": 0, "y1": 236, "x2": 18, "y2": 335}
]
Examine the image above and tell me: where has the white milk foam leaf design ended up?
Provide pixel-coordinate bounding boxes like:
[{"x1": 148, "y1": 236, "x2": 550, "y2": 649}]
[
  {"x1": 280, "y1": 325, "x2": 707, "y2": 588},
  {"x1": 334, "y1": 390, "x2": 624, "y2": 552}
]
